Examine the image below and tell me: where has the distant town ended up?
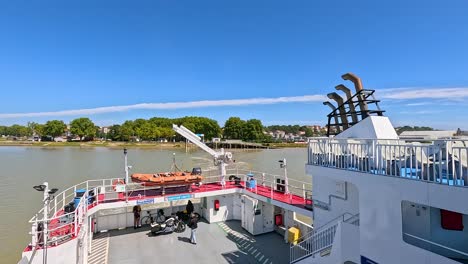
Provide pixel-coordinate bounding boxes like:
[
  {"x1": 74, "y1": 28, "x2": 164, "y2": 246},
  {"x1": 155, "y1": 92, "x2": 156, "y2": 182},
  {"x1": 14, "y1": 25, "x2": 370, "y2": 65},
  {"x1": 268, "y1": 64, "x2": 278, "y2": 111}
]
[{"x1": 0, "y1": 116, "x2": 465, "y2": 145}]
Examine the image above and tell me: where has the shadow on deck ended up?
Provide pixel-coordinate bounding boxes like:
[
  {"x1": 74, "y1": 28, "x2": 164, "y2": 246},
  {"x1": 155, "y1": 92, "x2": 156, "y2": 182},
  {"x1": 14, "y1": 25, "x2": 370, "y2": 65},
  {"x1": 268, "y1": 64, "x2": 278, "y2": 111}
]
[{"x1": 103, "y1": 220, "x2": 287, "y2": 264}]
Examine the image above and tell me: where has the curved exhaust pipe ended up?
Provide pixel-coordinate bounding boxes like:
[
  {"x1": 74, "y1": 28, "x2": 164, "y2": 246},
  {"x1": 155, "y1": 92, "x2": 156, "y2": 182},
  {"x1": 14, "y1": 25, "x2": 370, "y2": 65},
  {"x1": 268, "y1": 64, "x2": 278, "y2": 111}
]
[
  {"x1": 335, "y1": 84, "x2": 358, "y2": 124},
  {"x1": 327, "y1": 92, "x2": 349, "y2": 129},
  {"x1": 342, "y1": 73, "x2": 363, "y2": 92},
  {"x1": 323, "y1": 101, "x2": 341, "y2": 133},
  {"x1": 342, "y1": 72, "x2": 369, "y2": 118}
]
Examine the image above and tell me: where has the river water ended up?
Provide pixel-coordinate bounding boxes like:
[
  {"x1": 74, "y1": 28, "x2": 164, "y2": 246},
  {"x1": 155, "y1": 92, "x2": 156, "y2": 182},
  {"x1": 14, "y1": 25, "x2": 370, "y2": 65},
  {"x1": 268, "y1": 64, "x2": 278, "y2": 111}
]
[{"x1": 0, "y1": 147, "x2": 309, "y2": 263}]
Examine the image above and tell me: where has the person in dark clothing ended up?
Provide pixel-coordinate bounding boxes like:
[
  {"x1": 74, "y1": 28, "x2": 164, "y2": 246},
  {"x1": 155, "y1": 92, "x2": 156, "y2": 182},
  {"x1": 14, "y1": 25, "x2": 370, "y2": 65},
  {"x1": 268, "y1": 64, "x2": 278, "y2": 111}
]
[
  {"x1": 188, "y1": 213, "x2": 198, "y2": 244},
  {"x1": 186, "y1": 200, "x2": 194, "y2": 216},
  {"x1": 133, "y1": 205, "x2": 141, "y2": 229}
]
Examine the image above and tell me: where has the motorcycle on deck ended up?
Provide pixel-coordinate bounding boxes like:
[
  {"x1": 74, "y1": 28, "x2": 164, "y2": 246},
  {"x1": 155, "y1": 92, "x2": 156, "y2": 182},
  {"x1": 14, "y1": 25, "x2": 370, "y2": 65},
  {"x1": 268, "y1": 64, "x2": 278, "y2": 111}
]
[{"x1": 150, "y1": 213, "x2": 186, "y2": 236}]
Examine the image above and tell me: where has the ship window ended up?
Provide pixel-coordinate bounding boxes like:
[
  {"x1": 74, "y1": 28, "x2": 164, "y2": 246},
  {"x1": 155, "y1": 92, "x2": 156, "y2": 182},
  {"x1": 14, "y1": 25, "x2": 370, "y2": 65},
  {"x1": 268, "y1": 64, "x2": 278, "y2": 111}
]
[
  {"x1": 441, "y1": 209, "x2": 464, "y2": 231},
  {"x1": 401, "y1": 200, "x2": 468, "y2": 262}
]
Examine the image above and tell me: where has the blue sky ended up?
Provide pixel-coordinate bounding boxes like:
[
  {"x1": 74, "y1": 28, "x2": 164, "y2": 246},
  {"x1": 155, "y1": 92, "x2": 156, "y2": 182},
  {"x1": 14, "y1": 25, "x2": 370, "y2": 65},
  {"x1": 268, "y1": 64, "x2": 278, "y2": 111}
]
[{"x1": 1, "y1": 0, "x2": 468, "y2": 129}]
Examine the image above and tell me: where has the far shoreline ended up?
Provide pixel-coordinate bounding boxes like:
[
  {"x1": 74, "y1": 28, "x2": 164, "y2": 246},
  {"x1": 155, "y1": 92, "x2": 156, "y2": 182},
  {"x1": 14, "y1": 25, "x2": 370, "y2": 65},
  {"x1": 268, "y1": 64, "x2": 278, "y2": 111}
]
[{"x1": 0, "y1": 140, "x2": 307, "y2": 149}]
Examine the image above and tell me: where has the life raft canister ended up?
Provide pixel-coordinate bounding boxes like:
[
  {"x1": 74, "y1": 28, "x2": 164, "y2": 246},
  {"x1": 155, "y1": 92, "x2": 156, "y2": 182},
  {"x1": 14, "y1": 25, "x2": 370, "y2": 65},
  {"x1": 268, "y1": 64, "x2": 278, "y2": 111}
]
[{"x1": 112, "y1": 179, "x2": 125, "y2": 191}]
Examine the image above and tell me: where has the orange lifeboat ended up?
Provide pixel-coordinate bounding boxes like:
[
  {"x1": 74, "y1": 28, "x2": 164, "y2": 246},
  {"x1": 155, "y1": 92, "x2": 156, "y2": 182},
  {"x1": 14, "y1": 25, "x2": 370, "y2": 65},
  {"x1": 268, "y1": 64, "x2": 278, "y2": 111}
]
[{"x1": 131, "y1": 171, "x2": 203, "y2": 187}]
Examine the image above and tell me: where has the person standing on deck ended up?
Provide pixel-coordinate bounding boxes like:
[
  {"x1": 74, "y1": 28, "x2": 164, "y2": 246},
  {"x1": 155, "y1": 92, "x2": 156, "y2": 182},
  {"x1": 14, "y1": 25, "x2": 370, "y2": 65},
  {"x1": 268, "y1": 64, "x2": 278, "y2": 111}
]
[
  {"x1": 133, "y1": 205, "x2": 141, "y2": 229},
  {"x1": 188, "y1": 213, "x2": 198, "y2": 244},
  {"x1": 186, "y1": 200, "x2": 194, "y2": 217}
]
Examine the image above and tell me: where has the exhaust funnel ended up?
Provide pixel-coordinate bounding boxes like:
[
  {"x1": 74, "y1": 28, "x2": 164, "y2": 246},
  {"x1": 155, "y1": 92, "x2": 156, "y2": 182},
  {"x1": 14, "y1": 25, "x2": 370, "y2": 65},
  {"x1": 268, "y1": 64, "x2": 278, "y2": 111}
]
[
  {"x1": 335, "y1": 84, "x2": 358, "y2": 123},
  {"x1": 342, "y1": 72, "x2": 369, "y2": 118},
  {"x1": 327, "y1": 92, "x2": 349, "y2": 129},
  {"x1": 323, "y1": 101, "x2": 341, "y2": 133}
]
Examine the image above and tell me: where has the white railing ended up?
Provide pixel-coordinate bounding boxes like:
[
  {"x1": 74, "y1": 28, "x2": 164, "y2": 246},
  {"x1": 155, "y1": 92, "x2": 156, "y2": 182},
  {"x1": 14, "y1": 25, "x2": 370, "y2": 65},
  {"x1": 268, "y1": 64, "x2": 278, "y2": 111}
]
[
  {"x1": 27, "y1": 179, "x2": 158, "y2": 257},
  {"x1": 290, "y1": 223, "x2": 338, "y2": 263},
  {"x1": 290, "y1": 212, "x2": 358, "y2": 263},
  {"x1": 344, "y1": 213, "x2": 360, "y2": 226},
  {"x1": 308, "y1": 138, "x2": 468, "y2": 187},
  {"x1": 223, "y1": 168, "x2": 313, "y2": 201}
]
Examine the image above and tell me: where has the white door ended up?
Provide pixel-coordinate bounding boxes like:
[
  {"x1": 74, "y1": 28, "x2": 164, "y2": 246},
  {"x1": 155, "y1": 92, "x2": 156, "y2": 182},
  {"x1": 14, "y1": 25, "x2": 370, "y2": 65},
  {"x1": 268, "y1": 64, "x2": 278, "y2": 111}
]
[
  {"x1": 233, "y1": 195, "x2": 242, "y2": 220},
  {"x1": 242, "y1": 195, "x2": 256, "y2": 234},
  {"x1": 262, "y1": 202, "x2": 274, "y2": 232}
]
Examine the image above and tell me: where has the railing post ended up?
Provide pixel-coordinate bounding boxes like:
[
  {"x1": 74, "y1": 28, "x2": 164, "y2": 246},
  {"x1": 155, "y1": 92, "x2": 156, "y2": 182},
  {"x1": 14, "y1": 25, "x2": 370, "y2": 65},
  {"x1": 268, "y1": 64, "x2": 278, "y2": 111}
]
[
  {"x1": 273, "y1": 176, "x2": 276, "y2": 192},
  {"x1": 270, "y1": 182, "x2": 273, "y2": 199},
  {"x1": 74, "y1": 209, "x2": 78, "y2": 236},
  {"x1": 445, "y1": 141, "x2": 449, "y2": 184},
  {"x1": 302, "y1": 183, "x2": 306, "y2": 201},
  {"x1": 459, "y1": 148, "x2": 464, "y2": 186},
  {"x1": 438, "y1": 146, "x2": 442, "y2": 183},
  {"x1": 452, "y1": 147, "x2": 457, "y2": 185}
]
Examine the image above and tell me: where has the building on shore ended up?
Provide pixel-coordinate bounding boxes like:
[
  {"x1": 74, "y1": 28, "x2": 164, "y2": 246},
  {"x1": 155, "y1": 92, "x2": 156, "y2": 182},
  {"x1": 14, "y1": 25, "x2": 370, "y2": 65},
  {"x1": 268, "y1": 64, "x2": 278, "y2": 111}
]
[
  {"x1": 456, "y1": 128, "x2": 468, "y2": 137},
  {"x1": 399, "y1": 130, "x2": 456, "y2": 140}
]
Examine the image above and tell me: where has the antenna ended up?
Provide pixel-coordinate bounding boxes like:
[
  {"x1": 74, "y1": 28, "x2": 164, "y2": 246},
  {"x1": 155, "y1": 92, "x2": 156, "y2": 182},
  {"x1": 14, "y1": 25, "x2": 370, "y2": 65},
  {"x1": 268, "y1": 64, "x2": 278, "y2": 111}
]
[{"x1": 170, "y1": 153, "x2": 181, "y2": 172}]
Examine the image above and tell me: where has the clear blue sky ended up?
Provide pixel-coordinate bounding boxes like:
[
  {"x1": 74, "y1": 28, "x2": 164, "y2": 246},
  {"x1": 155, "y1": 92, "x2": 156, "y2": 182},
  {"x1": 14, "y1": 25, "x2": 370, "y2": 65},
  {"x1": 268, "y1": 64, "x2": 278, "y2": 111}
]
[{"x1": 1, "y1": 0, "x2": 468, "y2": 129}]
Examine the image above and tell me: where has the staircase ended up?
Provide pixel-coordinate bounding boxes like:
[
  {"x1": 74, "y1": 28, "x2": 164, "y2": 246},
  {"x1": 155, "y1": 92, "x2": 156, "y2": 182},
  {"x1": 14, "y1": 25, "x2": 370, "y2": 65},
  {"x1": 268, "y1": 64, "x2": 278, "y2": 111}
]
[
  {"x1": 289, "y1": 213, "x2": 360, "y2": 264},
  {"x1": 289, "y1": 223, "x2": 338, "y2": 263}
]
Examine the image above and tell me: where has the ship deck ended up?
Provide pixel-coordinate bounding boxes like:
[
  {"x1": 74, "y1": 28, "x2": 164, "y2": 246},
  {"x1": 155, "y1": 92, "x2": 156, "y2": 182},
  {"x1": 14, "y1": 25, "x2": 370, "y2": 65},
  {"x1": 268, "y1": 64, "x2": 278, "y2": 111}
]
[
  {"x1": 89, "y1": 220, "x2": 288, "y2": 264},
  {"x1": 24, "y1": 174, "x2": 312, "y2": 255}
]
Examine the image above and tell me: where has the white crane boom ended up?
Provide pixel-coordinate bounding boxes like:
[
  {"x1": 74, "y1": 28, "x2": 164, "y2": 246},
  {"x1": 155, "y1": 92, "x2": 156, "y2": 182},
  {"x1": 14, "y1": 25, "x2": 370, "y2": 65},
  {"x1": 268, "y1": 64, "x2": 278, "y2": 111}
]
[
  {"x1": 172, "y1": 124, "x2": 218, "y2": 157},
  {"x1": 172, "y1": 124, "x2": 233, "y2": 188}
]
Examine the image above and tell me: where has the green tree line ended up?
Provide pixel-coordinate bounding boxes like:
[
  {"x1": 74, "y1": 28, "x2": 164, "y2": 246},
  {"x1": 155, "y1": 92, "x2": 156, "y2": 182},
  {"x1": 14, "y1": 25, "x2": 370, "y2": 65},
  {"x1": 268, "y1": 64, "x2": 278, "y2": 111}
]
[
  {"x1": 0, "y1": 116, "x2": 333, "y2": 142},
  {"x1": 0, "y1": 116, "x2": 223, "y2": 142},
  {"x1": 395, "y1": 126, "x2": 435, "y2": 135},
  {"x1": 107, "y1": 116, "x2": 221, "y2": 141}
]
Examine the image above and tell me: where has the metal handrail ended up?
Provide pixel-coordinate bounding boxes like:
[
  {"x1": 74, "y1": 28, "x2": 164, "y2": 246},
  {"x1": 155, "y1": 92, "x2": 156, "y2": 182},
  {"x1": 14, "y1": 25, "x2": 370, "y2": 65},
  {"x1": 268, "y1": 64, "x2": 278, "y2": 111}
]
[
  {"x1": 344, "y1": 213, "x2": 360, "y2": 226},
  {"x1": 308, "y1": 137, "x2": 468, "y2": 142},
  {"x1": 308, "y1": 139, "x2": 468, "y2": 187},
  {"x1": 290, "y1": 221, "x2": 338, "y2": 263},
  {"x1": 289, "y1": 212, "x2": 359, "y2": 263},
  {"x1": 224, "y1": 168, "x2": 312, "y2": 189}
]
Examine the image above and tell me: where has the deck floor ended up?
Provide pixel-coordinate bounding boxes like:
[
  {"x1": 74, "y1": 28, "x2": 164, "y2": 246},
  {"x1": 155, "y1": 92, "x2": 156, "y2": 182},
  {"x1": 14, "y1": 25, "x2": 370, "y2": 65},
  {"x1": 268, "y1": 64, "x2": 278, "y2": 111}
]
[{"x1": 100, "y1": 220, "x2": 289, "y2": 264}]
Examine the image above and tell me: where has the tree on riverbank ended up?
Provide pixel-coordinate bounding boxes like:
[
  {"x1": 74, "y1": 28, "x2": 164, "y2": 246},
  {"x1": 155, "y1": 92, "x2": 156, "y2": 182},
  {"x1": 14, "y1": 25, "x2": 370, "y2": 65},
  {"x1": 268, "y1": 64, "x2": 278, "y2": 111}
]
[
  {"x1": 0, "y1": 124, "x2": 31, "y2": 137},
  {"x1": 70, "y1": 118, "x2": 96, "y2": 141},
  {"x1": 44, "y1": 120, "x2": 67, "y2": 138},
  {"x1": 223, "y1": 117, "x2": 245, "y2": 139},
  {"x1": 242, "y1": 119, "x2": 264, "y2": 141},
  {"x1": 222, "y1": 117, "x2": 267, "y2": 142},
  {"x1": 27, "y1": 122, "x2": 45, "y2": 137}
]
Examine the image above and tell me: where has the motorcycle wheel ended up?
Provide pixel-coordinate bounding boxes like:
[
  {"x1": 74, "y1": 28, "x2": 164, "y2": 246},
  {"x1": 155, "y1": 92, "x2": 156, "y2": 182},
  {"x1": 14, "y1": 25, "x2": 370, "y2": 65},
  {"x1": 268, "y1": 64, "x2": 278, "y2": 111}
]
[{"x1": 176, "y1": 222, "x2": 186, "y2": 233}]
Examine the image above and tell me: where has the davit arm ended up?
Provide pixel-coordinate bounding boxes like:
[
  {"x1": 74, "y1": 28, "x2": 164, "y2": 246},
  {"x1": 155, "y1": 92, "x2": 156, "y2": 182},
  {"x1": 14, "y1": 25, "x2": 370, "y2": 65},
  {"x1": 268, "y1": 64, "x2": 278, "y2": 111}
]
[{"x1": 172, "y1": 124, "x2": 233, "y2": 187}]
